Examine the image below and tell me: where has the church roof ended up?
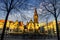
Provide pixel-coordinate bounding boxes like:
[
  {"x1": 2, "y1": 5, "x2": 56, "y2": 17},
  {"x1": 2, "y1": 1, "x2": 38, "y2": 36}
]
[{"x1": 34, "y1": 8, "x2": 38, "y2": 16}]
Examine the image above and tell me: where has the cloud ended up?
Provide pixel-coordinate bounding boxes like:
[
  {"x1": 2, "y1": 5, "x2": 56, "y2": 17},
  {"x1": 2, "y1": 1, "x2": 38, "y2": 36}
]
[
  {"x1": 8, "y1": 9, "x2": 34, "y2": 24},
  {"x1": 0, "y1": 0, "x2": 60, "y2": 25}
]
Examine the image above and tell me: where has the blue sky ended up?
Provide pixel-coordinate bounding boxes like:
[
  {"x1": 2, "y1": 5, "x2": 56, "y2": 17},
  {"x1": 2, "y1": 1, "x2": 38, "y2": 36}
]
[{"x1": 0, "y1": 0, "x2": 60, "y2": 24}]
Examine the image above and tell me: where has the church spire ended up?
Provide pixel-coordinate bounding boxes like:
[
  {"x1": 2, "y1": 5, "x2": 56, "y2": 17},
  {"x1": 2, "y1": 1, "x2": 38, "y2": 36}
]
[
  {"x1": 34, "y1": 8, "x2": 37, "y2": 14},
  {"x1": 34, "y1": 8, "x2": 38, "y2": 23}
]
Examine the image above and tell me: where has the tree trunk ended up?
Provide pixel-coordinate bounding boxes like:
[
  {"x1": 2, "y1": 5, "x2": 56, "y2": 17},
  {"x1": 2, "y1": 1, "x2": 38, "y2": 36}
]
[
  {"x1": 55, "y1": 16, "x2": 60, "y2": 40},
  {"x1": 0, "y1": 11, "x2": 10, "y2": 40}
]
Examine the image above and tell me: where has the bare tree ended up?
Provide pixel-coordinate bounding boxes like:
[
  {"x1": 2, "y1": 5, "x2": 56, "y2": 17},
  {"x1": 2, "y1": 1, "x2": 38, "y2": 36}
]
[
  {"x1": 0, "y1": 0, "x2": 27, "y2": 40},
  {"x1": 42, "y1": 0, "x2": 60, "y2": 40}
]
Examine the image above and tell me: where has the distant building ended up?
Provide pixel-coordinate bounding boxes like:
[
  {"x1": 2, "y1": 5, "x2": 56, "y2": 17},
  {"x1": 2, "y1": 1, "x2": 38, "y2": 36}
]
[
  {"x1": 19, "y1": 21, "x2": 24, "y2": 33},
  {"x1": 26, "y1": 8, "x2": 39, "y2": 33},
  {"x1": 0, "y1": 8, "x2": 60, "y2": 34}
]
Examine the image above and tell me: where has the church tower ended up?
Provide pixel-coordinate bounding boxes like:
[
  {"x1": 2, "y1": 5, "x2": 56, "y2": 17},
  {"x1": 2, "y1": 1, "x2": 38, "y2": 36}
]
[{"x1": 34, "y1": 8, "x2": 38, "y2": 23}]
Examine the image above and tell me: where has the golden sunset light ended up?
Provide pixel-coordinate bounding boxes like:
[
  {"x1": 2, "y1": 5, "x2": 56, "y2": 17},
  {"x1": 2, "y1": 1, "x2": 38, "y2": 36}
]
[{"x1": 0, "y1": 9, "x2": 59, "y2": 34}]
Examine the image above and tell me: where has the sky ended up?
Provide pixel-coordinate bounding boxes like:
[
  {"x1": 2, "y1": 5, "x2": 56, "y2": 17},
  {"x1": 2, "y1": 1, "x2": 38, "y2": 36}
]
[{"x1": 0, "y1": 0, "x2": 60, "y2": 24}]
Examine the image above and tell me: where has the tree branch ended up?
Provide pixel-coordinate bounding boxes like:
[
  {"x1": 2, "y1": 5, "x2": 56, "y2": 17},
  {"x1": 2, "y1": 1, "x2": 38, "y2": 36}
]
[
  {"x1": 44, "y1": 5, "x2": 55, "y2": 16},
  {"x1": 42, "y1": 0, "x2": 55, "y2": 16},
  {"x1": 12, "y1": 0, "x2": 27, "y2": 9},
  {"x1": 8, "y1": 0, "x2": 14, "y2": 11},
  {"x1": 3, "y1": 0, "x2": 9, "y2": 11},
  {"x1": 0, "y1": 7, "x2": 6, "y2": 11}
]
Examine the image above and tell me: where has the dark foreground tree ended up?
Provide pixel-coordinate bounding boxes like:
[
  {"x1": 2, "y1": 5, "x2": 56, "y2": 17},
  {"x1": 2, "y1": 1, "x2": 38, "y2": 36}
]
[
  {"x1": 0, "y1": 0, "x2": 27, "y2": 40},
  {"x1": 42, "y1": 0, "x2": 60, "y2": 40}
]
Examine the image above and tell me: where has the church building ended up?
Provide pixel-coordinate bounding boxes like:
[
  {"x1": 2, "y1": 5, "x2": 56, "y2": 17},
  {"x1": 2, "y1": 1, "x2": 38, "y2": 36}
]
[{"x1": 26, "y1": 8, "x2": 39, "y2": 33}]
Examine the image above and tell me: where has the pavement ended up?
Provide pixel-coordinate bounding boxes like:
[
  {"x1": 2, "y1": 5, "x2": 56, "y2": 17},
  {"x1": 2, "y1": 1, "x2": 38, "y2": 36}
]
[{"x1": 0, "y1": 34, "x2": 59, "y2": 40}]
